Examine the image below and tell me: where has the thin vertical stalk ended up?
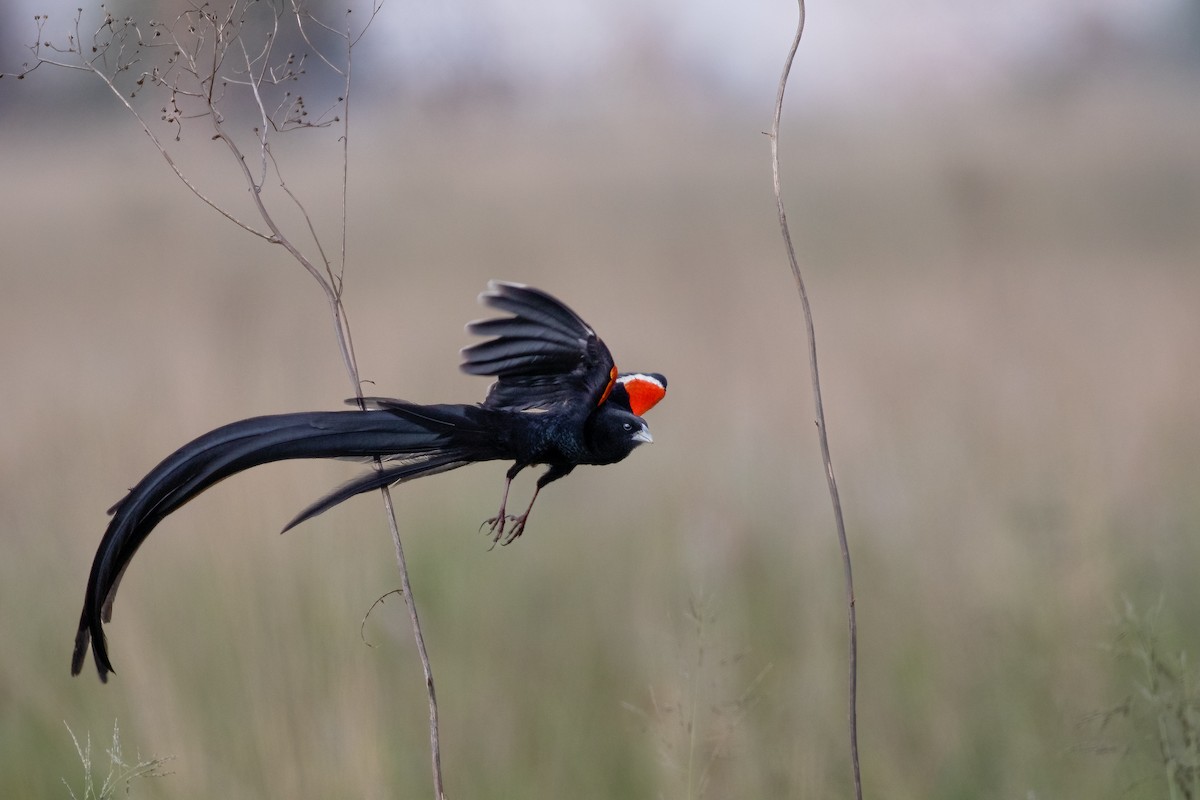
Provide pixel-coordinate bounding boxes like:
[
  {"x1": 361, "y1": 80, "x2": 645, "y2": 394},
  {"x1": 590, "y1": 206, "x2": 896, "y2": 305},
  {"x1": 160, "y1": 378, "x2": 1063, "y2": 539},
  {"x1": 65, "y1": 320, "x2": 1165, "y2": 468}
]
[{"x1": 767, "y1": 2, "x2": 862, "y2": 797}]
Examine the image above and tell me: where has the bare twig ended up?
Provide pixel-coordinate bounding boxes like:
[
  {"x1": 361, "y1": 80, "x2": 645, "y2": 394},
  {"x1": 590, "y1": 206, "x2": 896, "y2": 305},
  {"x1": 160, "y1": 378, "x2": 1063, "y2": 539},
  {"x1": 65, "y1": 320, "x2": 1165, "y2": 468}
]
[
  {"x1": 766, "y1": 2, "x2": 862, "y2": 798},
  {"x1": 304, "y1": 7, "x2": 445, "y2": 793},
  {"x1": 8, "y1": 11, "x2": 275, "y2": 241}
]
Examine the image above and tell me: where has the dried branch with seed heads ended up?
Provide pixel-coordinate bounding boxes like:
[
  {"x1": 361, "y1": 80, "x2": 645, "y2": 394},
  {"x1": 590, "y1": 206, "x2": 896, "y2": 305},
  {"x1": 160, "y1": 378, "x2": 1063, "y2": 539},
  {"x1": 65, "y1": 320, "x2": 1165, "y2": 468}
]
[{"x1": 3, "y1": 3, "x2": 444, "y2": 797}]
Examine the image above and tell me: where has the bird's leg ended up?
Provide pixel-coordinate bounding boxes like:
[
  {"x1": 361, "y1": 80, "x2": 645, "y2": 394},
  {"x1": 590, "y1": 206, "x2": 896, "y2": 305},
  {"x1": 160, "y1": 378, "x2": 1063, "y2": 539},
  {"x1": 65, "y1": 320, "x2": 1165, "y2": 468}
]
[
  {"x1": 482, "y1": 463, "x2": 524, "y2": 542},
  {"x1": 496, "y1": 464, "x2": 575, "y2": 546},
  {"x1": 498, "y1": 484, "x2": 542, "y2": 546}
]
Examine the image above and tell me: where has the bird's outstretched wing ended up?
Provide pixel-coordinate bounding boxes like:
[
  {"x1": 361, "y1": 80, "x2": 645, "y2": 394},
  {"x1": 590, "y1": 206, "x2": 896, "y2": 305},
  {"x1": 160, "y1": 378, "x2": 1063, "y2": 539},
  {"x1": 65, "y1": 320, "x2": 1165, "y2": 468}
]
[{"x1": 461, "y1": 281, "x2": 618, "y2": 413}]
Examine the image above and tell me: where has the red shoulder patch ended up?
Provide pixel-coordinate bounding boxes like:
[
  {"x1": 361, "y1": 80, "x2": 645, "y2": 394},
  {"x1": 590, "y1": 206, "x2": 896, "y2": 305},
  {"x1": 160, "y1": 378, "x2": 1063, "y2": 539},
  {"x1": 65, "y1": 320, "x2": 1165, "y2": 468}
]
[
  {"x1": 618, "y1": 373, "x2": 666, "y2": 416},
  {"x1": 597, "y1": 365, "x2": 619, "y2": 407}
]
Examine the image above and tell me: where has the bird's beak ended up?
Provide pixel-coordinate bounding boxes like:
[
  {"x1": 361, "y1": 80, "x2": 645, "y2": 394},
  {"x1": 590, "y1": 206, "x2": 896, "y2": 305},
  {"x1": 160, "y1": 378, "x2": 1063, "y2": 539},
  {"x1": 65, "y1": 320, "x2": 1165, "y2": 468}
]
[{"x1": 633, "y1": 425, "x2": 653, "y2": 444}]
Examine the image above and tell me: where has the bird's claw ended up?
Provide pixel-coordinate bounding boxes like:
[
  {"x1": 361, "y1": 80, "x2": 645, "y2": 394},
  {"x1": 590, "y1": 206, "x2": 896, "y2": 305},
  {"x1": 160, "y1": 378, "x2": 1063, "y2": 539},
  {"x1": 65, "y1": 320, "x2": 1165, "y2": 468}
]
[
  {"x1": 499, "y1": 514, "x2": 529, "y2": 546},
  {"x1": 480, "y1": 513, "x2": 528, "y2": 547},
  {"x1": 481, "y1": 513, "x2": 513, "y2": 538}
]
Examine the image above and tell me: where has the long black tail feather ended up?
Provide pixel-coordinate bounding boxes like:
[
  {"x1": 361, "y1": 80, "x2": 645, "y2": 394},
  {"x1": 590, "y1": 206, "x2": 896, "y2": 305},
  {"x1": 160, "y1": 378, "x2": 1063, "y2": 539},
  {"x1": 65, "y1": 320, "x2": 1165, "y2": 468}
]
[
  {"x1": 280, "y1": 453, "x2": 474, "y2": 534},
  {"x1": 72, "y1": 402, "x2": 501, "y2": 682}
]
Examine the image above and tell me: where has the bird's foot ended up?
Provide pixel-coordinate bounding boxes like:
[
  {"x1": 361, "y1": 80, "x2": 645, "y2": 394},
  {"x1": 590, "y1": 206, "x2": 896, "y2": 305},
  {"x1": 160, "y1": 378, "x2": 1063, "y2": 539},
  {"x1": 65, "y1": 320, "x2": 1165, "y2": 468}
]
[
  {"x1": 481, "y1": 513, "x2": 514, "y2": 545},
  {"x1": 480, "y1": 513, "x2": 528, "y2": 547},
  {"x1": 498, "y1": 513, "x2": 529, "y2": 546}
]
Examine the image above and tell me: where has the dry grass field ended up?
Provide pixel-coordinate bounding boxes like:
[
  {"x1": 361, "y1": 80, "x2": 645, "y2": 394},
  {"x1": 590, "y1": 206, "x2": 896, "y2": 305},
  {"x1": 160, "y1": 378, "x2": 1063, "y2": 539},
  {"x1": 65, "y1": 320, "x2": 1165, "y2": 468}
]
[{"x1": 2, "y1": 68, "x2": 1199, "y2": 798}]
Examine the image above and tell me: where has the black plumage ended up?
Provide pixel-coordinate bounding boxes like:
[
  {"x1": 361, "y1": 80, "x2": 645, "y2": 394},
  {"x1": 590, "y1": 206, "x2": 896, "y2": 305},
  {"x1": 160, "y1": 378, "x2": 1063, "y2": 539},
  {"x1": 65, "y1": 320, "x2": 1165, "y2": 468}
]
[{"x1": 71, "y1": 281, "x2": 665, "y2": 682}]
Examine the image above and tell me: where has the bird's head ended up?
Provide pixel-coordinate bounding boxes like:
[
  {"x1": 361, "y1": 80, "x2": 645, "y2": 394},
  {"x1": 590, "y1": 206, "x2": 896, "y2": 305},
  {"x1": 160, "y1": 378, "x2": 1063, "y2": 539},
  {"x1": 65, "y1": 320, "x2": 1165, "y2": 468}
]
[{"x1": 587, "y1": 406, "x2": 653, "y2": 464}]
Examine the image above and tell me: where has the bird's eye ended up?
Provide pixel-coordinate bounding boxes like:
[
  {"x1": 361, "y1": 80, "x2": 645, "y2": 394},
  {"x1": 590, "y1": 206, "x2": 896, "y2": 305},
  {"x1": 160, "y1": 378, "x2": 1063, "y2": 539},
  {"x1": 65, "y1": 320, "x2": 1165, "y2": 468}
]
[{"x1": 622, "y1": 422, "x2": 632, "y2": 431}]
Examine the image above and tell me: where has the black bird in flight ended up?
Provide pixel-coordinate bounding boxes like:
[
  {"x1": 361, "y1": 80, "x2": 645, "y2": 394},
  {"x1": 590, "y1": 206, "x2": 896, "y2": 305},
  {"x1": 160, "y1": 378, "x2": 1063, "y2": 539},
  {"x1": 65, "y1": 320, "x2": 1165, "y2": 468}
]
[{"x1": 71, "y1": 281, "x2": 666, "y2": 682}]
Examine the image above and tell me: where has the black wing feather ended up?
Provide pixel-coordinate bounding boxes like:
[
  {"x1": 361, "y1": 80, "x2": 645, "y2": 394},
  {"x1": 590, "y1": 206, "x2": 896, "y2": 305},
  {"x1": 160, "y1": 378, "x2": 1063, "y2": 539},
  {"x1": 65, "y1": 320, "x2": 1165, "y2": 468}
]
[
  {"x1": 461, "y1": 281, "x2": 616, "y2": 412},
  {"x1": 471, "y1": 285, "x2": 586, "y2": 337},
  {"x1": 465, "y1": 318, "x2": 582, "y2": 347},
  {"x1": 461, "y1": 336, "x2": 582, "y2": 374}
]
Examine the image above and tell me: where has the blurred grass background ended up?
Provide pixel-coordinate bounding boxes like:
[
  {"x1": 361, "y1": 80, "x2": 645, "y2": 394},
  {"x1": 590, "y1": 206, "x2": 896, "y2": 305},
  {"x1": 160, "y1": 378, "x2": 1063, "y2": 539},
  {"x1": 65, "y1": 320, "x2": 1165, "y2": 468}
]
[{"x1": 3, "y1": 3, "x2": 1200, "y2": 797}]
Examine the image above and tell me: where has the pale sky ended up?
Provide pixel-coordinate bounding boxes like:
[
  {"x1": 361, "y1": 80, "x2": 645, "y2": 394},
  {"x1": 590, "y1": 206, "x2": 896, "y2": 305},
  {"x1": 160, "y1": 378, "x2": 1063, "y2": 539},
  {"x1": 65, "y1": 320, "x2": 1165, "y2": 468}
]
[
  {"x1": 7, "y1": 0, "x2": 1189, "y2": 109},
  {"x1": 373, "y1": 0, "x2": 1187, "y2": 104}
]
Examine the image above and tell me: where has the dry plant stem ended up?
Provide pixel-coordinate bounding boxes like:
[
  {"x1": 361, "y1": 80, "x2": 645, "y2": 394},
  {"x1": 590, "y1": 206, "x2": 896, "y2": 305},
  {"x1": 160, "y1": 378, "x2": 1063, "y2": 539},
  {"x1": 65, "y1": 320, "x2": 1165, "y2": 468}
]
[
  {"x1": 216, "y1": 10, "x2": 444, "y2": 798},
  {"x1": 379, "y1": 486, "x2": 445, "y2": 799},
  {"x1": 767, "y1": 2, "x2": 863, "y2": 798},
  {"x1": 21, "y1": 5, "x2": 445, "y2": 797}
]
